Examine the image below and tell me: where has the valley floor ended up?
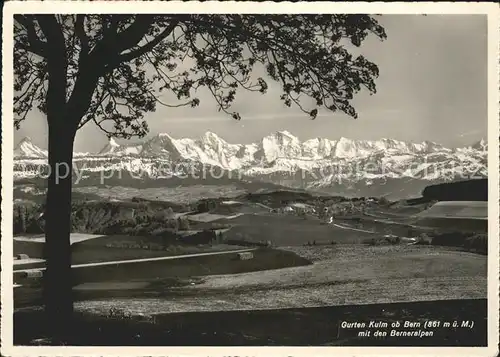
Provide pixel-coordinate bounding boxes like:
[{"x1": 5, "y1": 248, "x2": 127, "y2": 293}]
[{"x1": 11, "y1": 186, "x2": 489, "y2": 346}]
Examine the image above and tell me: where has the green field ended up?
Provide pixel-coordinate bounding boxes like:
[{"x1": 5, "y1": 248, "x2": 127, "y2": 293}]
[
  {"x1": 14, "y1": 237, "x2": 245, "y2": 267},
  {"x1": 14, "y1": 244, "x2": 486, "y2": 346},
  {"x1": 20, "y1": 244, "x2": 482, "y2": 318},
  {"x1": 14, "y1": 247, "x2": 311, "y2": 308},
  {"x1": 13, "y1": 236, "x2": 487, "y2": 347},
  {"x1": 215, "y1": 213, "x2": 375, "y2": 245},
  {"x1": 156, "y1": 245, "x2": 486, "y2": 311}
]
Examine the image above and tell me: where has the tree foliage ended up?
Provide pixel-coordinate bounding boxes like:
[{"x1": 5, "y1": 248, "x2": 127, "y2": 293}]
[
  {"x1": 13, "y1": 14, "x2": 386, "y2": 337},
  {"x1": 14, "y1": 14, "x2": 386, "y2": 139}
]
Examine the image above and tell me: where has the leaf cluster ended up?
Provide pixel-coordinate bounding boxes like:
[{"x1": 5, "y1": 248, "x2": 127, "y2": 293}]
[{"x1": 14, "y1": 14, "x2": 386, "y2": 138}]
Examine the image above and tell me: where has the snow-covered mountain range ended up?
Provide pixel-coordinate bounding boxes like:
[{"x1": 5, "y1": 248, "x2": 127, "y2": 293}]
[
  {"x1": 14, "y1": 136, "x2": 91, "y2": 159},
  {"x1": 14, "y1": 137, "x2": 48, "y2": 158},
  {"x1": 14, "y1": 131, "x2": 488, "y2": 197}
]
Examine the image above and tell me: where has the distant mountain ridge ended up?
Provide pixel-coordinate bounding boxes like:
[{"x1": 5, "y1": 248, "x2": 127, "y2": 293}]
[
  {"x1": 15, "y1": 131, "x2": 487, "y2": 161},
  {"x1": 94, "y1": 130, "x2": 472, "y2": 164},
  {"x1": 14, "y1": 137, "x2": 48, "y2": 158},
  {"x1": 13, "y1": 132, "x2": 488, "y2": 200},
  {"x1": 14, "y1": 137, "x2": 91, "y2": 159}
]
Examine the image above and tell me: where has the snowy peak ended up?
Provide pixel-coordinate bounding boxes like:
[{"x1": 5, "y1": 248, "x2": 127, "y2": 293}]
[
  {"x1": 108, "y1": 137, "x2": 120, "y2": 148},
  {"x1": 334, "y1": 137, "x2": 361, "y2": 158},
  {"x1": 14, "y1": 137, "x2": 47, "y2": 158},
  {"x1": 331, "y1": 137, "x2": 451, "y2": 158},
  {"x1": 198, "y1": 131, "x2": 231, "y2": 156},
  {"x1": 14, "y1": 132, "x2": 488, "y2": 188},
  {"x1": 259, "y1": 130, "x2": 302, "y2": 162},
  {"x1": 303, "y1": 137, "x2": 335, "y2": 158},
  {"x1": 472, "y1": 138, "x2": 488, "y2": 152},
  {"x1": 98, "y1": 137, "x2": 142, "y2": 156},
  {"x1": 14, "y1": 137, "x2": 91, "y2": 158},
  {"x1": 267, "y1": 130, "x2": 300, "y2": 143},
  {"x1": 141, "y1": 133, "x2": 182, "y2": 159},
  {"x1": 200, "y1": 131, "x2": 225, "y2": 144},
  {"x1": 15, "y1": 132, "x2": 488, "y2": 181},
  {"x1": 98, "y1": 137, "x2": 119, "y2": 155},
  {"x1": 275, "y1": 130, "x2": 299, "y2": 140}
]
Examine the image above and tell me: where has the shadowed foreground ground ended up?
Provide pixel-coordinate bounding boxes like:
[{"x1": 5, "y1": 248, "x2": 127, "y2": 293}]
[
  {"x1": 15, "y1": 299, "x2": 486, "y2": 346},
  {"x1": 13, "y1": 244, "x2": 487, "y2": 346}
]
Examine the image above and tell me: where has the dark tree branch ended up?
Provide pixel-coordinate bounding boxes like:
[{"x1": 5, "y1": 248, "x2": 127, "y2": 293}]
[
  {"x1": 35, "y1": 14, "x2": 66, "y2": 48},
  {"x1": 117, "y1": 20, "x2": 179, "y2": 63},
  {"x1": 14, "y1": 74, "x2": 39, "y2": 104},
  {"x1": 12, "y1": 15, "x2": 387, "y2": 342},
  {"x1": 14, "y1": 15, "x2": 47, "y2": 57},
  {"x1": 107, "y1": 15, "x2": 155, "y2": 55},
  {"x1": 35, "y1": 14, "x2": 69, "y2": 124},
  {"x1": 15, "y1": 14, "x2": 386, "y2": 136},
  {"x1": 75, "y1": 15, "x2": 89, "y2": 63}
]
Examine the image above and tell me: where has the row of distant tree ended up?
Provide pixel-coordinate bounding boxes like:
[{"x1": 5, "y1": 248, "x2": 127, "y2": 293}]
[
  {"x1": 13, "y1": 204, "x2": 43, "y2": 234},
  {"x1": 13, "y1": 201, "x2": 193, "y2": 236}
]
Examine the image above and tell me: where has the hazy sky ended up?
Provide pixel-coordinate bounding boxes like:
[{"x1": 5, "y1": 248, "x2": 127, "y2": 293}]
[{"x1": 15, "y1": 14, "x2": 488, "y2": 153}]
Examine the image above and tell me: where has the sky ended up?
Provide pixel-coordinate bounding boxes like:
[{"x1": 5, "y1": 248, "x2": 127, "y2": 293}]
[{"x1": 15, "y1": 14, "x2": 488, "y2": 153}]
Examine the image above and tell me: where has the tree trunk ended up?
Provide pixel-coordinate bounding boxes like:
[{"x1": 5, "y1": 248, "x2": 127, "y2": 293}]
[{"x1": 43, "y1": 119, "x2": 77, "y2": 342}]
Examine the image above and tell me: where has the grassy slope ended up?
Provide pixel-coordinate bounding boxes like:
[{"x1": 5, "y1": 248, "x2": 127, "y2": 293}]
[
  {"x1": 14, "y1": 238, "x2": 244, "y2": 267},
  {"x1": 13, "y1": 243, "x2": 488, "y2": 347},
  {"x1": 48, "y1": 245, "x2": 487, "y2": 320},
  {"x1": 216, "y1": 213, "x2": 375, "y2": 245},
  {"x1": 143, "y1": 245, "x2": 485, "y2": 310},
  {"x1": 78, "y1": 248, "x2": 310, "y2": 283},
  {"x1": 14, "y1": 248, "x2": 311, "y2": 308}
]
